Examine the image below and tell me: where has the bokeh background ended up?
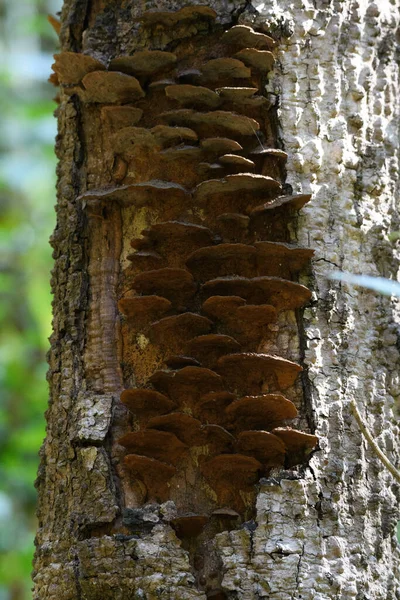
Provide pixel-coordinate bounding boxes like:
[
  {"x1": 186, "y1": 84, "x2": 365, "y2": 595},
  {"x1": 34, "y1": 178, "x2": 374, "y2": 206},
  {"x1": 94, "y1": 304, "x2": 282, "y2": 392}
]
[{"x1": 0, "y1": 0, "x2": 61, "y2": 597}]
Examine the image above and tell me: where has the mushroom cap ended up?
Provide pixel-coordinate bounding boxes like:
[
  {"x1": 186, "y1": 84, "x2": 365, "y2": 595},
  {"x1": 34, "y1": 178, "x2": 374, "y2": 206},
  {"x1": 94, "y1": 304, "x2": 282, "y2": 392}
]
[
  {"x1": 200, "y1": 138, "x2": 243, "y2": 155},
  {"x1": 52, "y1": 52, "x2": 105, "y2": 84},
  {"x1": 202, "y1": 276, "x2": 312, "y2": 310},
  {"x1": 124, "y1": 454, "x2": 176, "y2": 502},
  {"x1": 194, "y1": 175, "x2": 281, "y2": 216},
  {"x1": 236, "y1": 430, "x2": 285, "y2": 466},
  {"x1": 202, "y1": 295, "x2": 247, "y2": 321},
  {"x1": 195, "y1": 391, "x2": 236, "y2": 425},
  {"x1": 118, "y1": 429, "x2": 187, "y2": 465},
  {"x1": 186, "y1": 243, "x2": 257, "y2": 280},
  {"x1": 250, "y1": 193, "x2": 312, "y2": 218},
  {"x1": 225, "y1": 394, "x2": 297, "y2": 431},
  {"x1": 79, "y1": 180, "x2": 189, "y2": 211},
  {"x1": 250, "y1": 147, "x2": 288, "y2": 159},
  {"x1": 161, "y1": 109, "x2": 260, "y2": 138},
  {"x1": 164, "y1": 356, "x2": 201, "y2": 369},
  {"x1": 201, "y1": 57, "x2": 251, "y2": 81},
  {"x1": 149, "y1": 78, "x2": 177, "y2": 91},
  {"x1": 235, "y1": 48, "x2": 275, "y2": 73},
  {"x1": 101, "y1": 106, "x2": 143, "y2": 131},
  {"x1": 170, "y1": 514, "x2": 208, "y2": 538},
  {"x1": 132, "y1": 268, "x2": 196, "y2": 309},
  {"x1": 80, "y1": 71, "x2": 145, "y2": 103},
  {"x1": 149, "y1": 313, "x2": 212, "y2": 349},
  {"x1": 146, "y1": 220, "x2": 216, "y2": 247},
  {"x1": 216, "y1": 353, "x2": 302, "y2": 393},
  {"x1": 184, "y1": 334, "x2": 241, "y2": 368},
  {"x1": 146, "y1": 413, "x2": 202, "y2": 446},
  {"x1": 151, "y1": 125, "x2": 198, "y2": 146},
  {"x1": 195, "y1": 174, "x2": 281, "y2": 204},
  {"x1": 109, "y1": 51, "x2": 177, "y2": 77},
  {"x1": 121, "y1": 388, "x2": 176, "y2": 418},
  {"x1": 111, "y1": 127, "x2": 157, "y2": 154},
  {"x1": 254, "y1": 242, "x2": 314, "y2": 278},
  {"x1": 118, "y1": 295, "x2": 172, "y2": 327},
  {"x1": 219, "y1": 154, "x2": 255, "y2": 170},
  {"x1": 199, "y1": 424, "x2": 235, "y2": 454},
  {"x1": 149, "y1": 366, "x2": 225, "y2": 405},
  {"x1": 165, "y1": 84, "x2": 221, "y2": 109},
  {"x1": 222, "y1": 25, "x2": 276, "y2": 50},
  {"x1": 126, "y1": 250, "x2": 165, "y2": 272},
  {"x1": 216, "y1": 86, "x2": 259, "y2": 100},
  {"x1": 271, "y1": 427, "x2": 318, "y2": 460}
]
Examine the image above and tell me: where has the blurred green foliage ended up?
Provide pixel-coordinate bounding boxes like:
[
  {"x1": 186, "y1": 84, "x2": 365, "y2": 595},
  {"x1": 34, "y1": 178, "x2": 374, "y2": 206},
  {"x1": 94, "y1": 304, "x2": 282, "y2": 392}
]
[{"x1": 0, "y1": 0, "x2": 61, "y2": 597}]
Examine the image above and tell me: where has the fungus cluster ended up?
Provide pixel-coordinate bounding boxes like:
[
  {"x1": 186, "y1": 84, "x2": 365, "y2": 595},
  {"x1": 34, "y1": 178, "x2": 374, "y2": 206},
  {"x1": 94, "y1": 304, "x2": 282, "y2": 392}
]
[{"x1": 52, "y1": 11, "x2": 318, "y2": 540}]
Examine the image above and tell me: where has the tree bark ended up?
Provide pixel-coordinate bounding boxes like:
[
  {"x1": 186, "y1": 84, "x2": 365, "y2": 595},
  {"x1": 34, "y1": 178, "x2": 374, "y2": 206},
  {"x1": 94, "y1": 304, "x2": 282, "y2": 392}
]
[{"x1": 34, "y1": 0, "x2": 400, "y2": 598}]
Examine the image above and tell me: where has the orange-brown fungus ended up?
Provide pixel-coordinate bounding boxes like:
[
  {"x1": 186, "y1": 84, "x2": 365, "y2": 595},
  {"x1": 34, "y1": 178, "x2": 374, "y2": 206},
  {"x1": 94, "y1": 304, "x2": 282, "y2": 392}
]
[{"x1": 64, "y1": 13, "x2": 318, "y2": 530}]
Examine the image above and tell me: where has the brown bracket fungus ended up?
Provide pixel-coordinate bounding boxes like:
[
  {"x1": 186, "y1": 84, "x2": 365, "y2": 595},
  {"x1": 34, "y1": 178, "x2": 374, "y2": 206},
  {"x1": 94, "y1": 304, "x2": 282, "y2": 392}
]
[
  {"x1": 79, "y1": 71, "x2": 145, "y2": 104},
  {"x1": 165, "y1": 85, "x2": 221, "y2": 110},
  {"x1": 124, "y1": 455, "x2": 176, "y2": 503},
  {"x1": 52, "y1": 52, "x2": 105, "y2": 85},
  {"x1": 201, "y1": 58, "x2": 251, "y2": 82},
  {"x1": 236, "y1": 430, "x2": 286, "y2": 467},
  {"x1": 104, "y1": 13, "x2": 318, "y2": 563},
  {"x1": 121, "y1": 389, "x2": 177, "y2": 420},
  {"x1": 118, "y1": 429, "x2": 187, "y2": 465},
  {"x1": 216, "y1": 353, "x2": 302, "y2": 394},
  {"x1": 149, "y1": 313, "x2": 213, "y2": 350},
  {"x1": 118, "y1": 296, "x2": 172, "y2": 328},
  {"x1": 184, "y1": 334, "x2": 242, "y2": 369},
  {"x1": 170, "y1": 514, "x2": 209, "y2": 538},
  {"x1": 235, "y1": 48, "x2": 275, "y2": 74},
  {"x1": 161, "y1": 109, "x2": 261, "y2": 139},
  {"x1": 222, "y1": 25, "x2": 276, "y2": 50},
  {"x1": 225, "y1": 394, "x2": 298, "y2": 432},
  {"x1": 131, "y1": 268, "x2": 196, "y2": 309},
  {"x1": 109, "y1": 51, "x2": 177, "y2": 78}
]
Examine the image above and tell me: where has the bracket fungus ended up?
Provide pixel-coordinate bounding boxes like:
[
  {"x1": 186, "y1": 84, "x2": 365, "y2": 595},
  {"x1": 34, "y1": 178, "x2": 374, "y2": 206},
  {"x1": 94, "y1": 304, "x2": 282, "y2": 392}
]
[
  {"x1": 109, "y1": 51, "x2": 177, "y2": 78},
  {"x1": 118, "y1": 295, "x2": 172, "y2": 328},
  {"x1": 161, "y1": 109, "x2": 260, "y2": 139},
  {"x1": 216, "y1": 353, "x2": 302, "y2": 394},
  {"x1": 225, "y1": 394, "x2": 298, "y2": 432},
  {"x1": 184, "y1": 334, "x2": 242, "y2": 368},
  {"x1": 201, "y1": 58, "x2": 251, "y2": 82},
  {"x1": 132, "y1": 268, "x2": 196, "y2": 309},
  {"x1": 236, "y1": 430, "x2": 286, "y2": 466},
  {"x1": 124, "y1": 455, "x2": 176, "y2": 503},
  {"x1": 52, "y1": 52, "x2": 105, "y2": 85},
  {"x1": 202, "y1": 276, "x2": 311, "y2": 310},
  {"x1": 149, "y1": 313, "x2": 213, "y2": 349},
  {"x1": 165, "y1": 84, "x2": 221, "y2": 109},
  {"x1": 222, "y1": 25, "x2": 276, "y2": 50},
  {"x1": 111, "y1": 12, "x2": 317, "y2": 533},
  {"x1": 121, "y1": 389, "x2": 176, "y2": 419},
  {"x1": 118, "y1": 430, "x2": 187, "y2": 465},
  {"x1": 235, "y1": 48, "x2": 275, "y2": 73},
  {"x1": 170, "y1": 514, "x2": 209, "y2": 538}
]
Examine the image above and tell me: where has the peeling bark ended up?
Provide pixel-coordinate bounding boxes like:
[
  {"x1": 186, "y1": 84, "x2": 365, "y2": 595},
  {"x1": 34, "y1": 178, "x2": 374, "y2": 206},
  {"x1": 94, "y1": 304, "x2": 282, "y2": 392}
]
[{"x1": 34, "y1": 0, "x2": 400, "y2": 598}]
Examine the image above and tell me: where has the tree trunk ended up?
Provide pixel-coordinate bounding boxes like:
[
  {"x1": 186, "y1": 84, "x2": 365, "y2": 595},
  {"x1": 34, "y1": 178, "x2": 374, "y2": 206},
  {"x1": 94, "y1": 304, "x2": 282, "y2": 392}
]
[{"x1": 34, "y1": 0, "x2": 400, "y2": 598}]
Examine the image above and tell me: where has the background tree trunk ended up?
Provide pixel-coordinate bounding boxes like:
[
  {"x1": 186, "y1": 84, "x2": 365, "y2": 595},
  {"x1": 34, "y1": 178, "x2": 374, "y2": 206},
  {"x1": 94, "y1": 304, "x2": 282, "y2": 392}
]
[{"x1": 33, "y1": 0, "x2": 400, "y2": 598}]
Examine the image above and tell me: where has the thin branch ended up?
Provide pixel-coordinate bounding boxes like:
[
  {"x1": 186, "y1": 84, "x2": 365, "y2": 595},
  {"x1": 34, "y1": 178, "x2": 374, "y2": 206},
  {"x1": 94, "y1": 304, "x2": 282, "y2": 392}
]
[{"x1": 350, "y1": 400, "x2": 400, "y2": 484}]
